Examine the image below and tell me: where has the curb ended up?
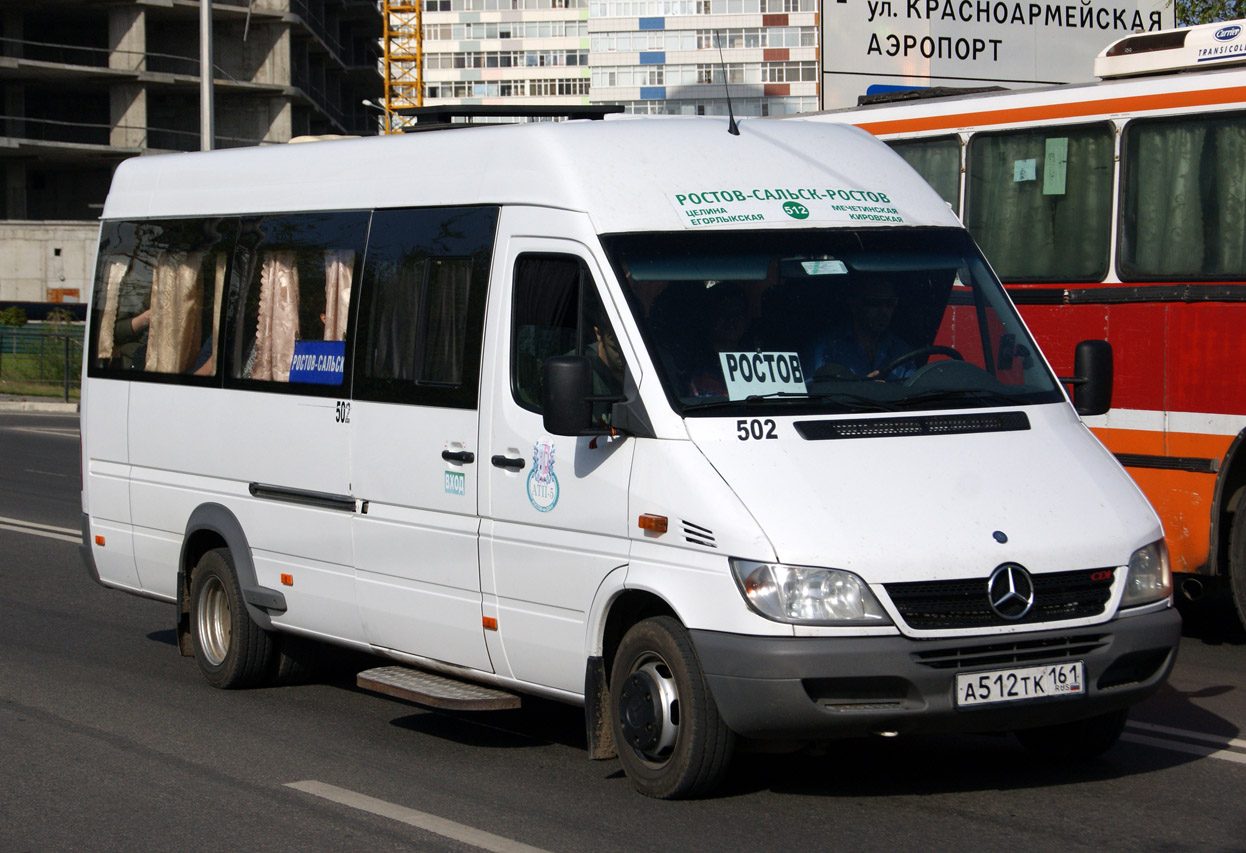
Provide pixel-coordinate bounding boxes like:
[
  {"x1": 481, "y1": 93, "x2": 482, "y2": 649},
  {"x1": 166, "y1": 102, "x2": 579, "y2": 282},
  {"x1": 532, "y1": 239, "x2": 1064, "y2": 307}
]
[{"x1": 0, "y1": 401, "x2": 79, "y2": 414}]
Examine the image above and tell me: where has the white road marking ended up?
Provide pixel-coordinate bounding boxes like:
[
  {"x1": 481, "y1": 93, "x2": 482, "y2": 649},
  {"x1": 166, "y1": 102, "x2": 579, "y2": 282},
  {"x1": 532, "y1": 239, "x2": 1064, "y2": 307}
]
[
  {"x1": 6, "y1": 426, "x2": 79, "y2": 437},
  {"x1": 0, "y1": 514, "x2": 79, "y2": 544},
  {"x1": 1127, "y1": 721, "x2": 1246, "y2": 751},
  {"x1": 25, "y1": 469, "x2": 70, "y2": 478},
  {"x1": 1120, "y1": 733, "x2": 1246, "y2": 765},
  {"x1": 285, "y1": 780, "x2": 551, "y2": 853}
]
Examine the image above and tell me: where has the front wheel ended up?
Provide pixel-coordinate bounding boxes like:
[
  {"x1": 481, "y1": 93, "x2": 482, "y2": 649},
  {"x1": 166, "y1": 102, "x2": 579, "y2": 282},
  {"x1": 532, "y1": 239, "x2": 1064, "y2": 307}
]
[
  {"x1": 189, "y1": 547, "x2": 275, "y2": 689},
  {"x1": 1014, "y1": 709, "x2": 1128, "y2": 760},
  {"x1": 610, "y1": 616, "x2": 735, "y2": 799}
]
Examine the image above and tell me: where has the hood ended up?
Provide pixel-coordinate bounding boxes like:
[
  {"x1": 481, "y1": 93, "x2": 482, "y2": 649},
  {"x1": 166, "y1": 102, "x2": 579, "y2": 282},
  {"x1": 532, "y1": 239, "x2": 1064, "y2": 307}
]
[{"x1": 684, "y1": 404, "x2": 1160, "y2": 583}]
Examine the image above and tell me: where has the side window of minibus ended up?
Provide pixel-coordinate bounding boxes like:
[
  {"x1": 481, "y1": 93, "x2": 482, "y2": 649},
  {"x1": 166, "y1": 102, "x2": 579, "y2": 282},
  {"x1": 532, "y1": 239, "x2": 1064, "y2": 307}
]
[
  {"x1": 511, "y1": 254, "x2": 625, "y2": 414},
  {"x1": 354, "y1": 206, "x2": 497, "y2": 408},
  {"x1": 89, "y1": 218, "x2": 236, "y2": 377},
  {"x1": 227, "y1": 211, "x2": 370, "y2": 387}
]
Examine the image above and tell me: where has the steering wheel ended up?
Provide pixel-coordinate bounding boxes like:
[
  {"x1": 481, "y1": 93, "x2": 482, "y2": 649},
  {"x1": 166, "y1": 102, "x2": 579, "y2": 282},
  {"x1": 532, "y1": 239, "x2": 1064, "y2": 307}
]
[{"x1": 878, "y1": 345, "x2": 963, "y2": 379}]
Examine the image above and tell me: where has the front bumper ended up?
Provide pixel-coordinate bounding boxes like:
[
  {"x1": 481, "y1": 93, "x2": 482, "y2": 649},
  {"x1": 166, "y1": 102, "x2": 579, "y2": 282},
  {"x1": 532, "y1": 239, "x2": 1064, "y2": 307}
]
[{"x1": 692, "y1": 606, "x2": 1181, "y2": 740}]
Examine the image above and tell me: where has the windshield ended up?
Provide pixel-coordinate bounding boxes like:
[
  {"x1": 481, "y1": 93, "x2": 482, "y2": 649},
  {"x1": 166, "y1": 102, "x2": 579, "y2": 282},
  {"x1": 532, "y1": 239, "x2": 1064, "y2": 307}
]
[{"x1": 602, "y1": 228, "x2": 1064, "y2": 416}]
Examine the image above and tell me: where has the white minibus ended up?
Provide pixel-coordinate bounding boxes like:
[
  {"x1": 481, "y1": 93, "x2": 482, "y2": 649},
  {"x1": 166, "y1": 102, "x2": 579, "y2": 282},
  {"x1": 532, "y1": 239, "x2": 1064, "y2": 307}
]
[{"x1": 80, "y1": 115, "x2": 1180, "y2": 799}]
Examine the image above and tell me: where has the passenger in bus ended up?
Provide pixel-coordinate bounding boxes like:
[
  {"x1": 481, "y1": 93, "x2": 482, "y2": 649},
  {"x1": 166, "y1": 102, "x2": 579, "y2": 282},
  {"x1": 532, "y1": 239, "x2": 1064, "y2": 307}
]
[
  {"x1": 810, "y1": 278, "x2": 914, "y2": 381},
  {"x1": 685, "y1": 281, "x2": 750, "y2": 397},
  {"x1": 113, "y1": 307, "x2": 151, "y2": 370},
  {"x1": 587, "y1": 322, "x2": 625, "y2": 397}
]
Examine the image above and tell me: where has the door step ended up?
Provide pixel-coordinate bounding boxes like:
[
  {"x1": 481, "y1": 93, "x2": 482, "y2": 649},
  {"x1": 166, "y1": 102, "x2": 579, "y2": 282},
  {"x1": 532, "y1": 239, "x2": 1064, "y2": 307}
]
[{"x1": 357, "y1": 665, "x2": 521, "y2": 711}]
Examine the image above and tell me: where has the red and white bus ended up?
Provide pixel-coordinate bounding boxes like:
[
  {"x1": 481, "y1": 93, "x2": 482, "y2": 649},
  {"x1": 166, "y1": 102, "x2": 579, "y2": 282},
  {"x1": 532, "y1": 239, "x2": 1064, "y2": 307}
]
[{"x1": 798, "y1": 18, "x2": 1246, "y2": 623}]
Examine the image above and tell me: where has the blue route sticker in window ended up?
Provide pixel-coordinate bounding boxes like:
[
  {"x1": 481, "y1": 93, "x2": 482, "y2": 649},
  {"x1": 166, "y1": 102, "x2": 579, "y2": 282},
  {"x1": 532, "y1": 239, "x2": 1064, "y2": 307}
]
[
  {"x1": 288, "y1": 340, "x2": 346, "y2": 385},
  {"x1": 719, "y1": 351, "x2": 806, "y2": 400}
]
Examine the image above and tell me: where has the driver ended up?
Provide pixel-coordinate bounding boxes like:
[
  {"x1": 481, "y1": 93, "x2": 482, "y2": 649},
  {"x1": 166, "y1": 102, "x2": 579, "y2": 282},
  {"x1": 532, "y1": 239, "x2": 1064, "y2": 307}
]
[{"x1": 810, "y1": 278, "x2": 915, "y2": 380}]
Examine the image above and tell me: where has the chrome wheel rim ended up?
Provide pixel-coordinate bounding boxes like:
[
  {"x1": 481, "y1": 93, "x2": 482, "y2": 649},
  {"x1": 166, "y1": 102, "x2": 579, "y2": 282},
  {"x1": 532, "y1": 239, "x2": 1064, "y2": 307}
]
[
  {"x1": 196, "y1": 575, "x2": 231, "y2": 666},
  {"x1": 618, "y1": 653, "x2": 680, "y2": 765}
]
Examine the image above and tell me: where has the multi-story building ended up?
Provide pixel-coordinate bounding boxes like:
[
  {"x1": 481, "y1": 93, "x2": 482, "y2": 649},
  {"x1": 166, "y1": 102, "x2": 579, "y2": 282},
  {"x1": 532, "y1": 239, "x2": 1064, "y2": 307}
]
[
  {"x1": 0, "y1": 0, "x2": 381, "y2": 306},
  {"x1": 588, "y1": 0, "x2": 818, "y2": 116},
  {"x1": 404, "y1": 0, "x2": 817, "y2": 118},
  {"x1": 404, "y1": 0, "x2": 591, "y2": 114}
]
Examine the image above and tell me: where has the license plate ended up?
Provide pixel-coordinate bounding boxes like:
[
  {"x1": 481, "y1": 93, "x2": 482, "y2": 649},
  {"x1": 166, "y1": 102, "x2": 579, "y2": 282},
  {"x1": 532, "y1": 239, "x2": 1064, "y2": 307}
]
[{"x1": 955, "y1": 661, "x2": 1084, "y2": 707}]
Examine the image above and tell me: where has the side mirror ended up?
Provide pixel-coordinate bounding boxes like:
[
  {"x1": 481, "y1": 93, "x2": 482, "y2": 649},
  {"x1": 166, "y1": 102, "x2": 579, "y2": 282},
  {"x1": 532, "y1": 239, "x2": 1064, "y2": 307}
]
[
  {"x1": 542, "y1": 355, "x2": 595, "y2": 436},
  {"x1": 1062, "y1": 340, "x2": 1112, "y2": 417}
]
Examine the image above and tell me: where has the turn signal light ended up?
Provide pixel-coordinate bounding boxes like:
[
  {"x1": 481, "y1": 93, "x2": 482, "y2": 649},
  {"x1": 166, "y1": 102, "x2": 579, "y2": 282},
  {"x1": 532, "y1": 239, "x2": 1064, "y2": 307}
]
[
  {"x1": 482, "y1": 616, "x2": 498, "y2": 631},
  {"x1": 280, "y1": 573, "x2": 294, "y2": 586},
  {"x1": 94, "y1": 535, "x2": 105, "y2": 546},
  {"x1": 638, "y1": 514, "x2": 668, "y2": 534}
]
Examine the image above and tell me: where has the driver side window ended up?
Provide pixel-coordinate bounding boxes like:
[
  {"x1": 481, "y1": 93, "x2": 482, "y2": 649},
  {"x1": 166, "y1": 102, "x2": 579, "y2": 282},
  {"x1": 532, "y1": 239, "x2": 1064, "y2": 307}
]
[{"x1": 511, "y1": 254, "x2": 625, "y2": 414}]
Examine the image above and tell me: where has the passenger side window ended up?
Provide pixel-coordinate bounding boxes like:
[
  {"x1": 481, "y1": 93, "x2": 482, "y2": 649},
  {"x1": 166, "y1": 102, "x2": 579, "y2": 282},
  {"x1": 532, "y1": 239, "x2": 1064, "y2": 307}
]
[
  {"x1": 965, "y1": 123, "x2": 1114, "y2": 282},
  {"x1": 354, "y1": 206, "x2": 497, "y2": 407},
  {"x1": 88, "y1": 218, "x2": 235, "y2": 378},
  {"x1": 228, "y1": 211, "x2": 369, "y2": 387},
  {"x1": 1120, "y1": 112, "x2": 1246, "y2": 280},
  {"x1": 512, "y1": 254, "x2": 625, "y2": 415},
  {"x1": 888, "y1": 136, "x2": 961, "y2": 214}
]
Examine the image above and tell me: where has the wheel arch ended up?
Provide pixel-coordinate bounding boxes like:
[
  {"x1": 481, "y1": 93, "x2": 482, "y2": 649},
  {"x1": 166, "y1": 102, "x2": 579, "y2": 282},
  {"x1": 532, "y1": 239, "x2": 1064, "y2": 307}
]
[
  {"x1": 176, "y1": 503, "x2": 280, "y2": 655},
  {"x1": 584, "y1": 588, "x2": 680, "y2": 761},
  {"x1": 1210, "y1": 427, "x2": 1246, "y2": 576}
]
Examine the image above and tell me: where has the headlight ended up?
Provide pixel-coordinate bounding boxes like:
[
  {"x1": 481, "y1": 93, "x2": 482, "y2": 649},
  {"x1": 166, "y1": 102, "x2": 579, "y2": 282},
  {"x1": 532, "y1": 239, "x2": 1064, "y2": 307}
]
[
  {"x1": 1121, "y1": 540, "x2": 1171, "y2": 608},
  {"x1": 731, "y1": 559, "x2": 892, "y2": 625}
]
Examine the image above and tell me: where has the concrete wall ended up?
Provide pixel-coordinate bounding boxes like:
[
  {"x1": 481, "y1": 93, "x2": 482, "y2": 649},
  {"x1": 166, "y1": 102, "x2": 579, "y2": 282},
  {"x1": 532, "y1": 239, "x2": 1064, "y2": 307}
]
[{"x1": 0, "y1": 222, "x2": 99, "y2": 304}]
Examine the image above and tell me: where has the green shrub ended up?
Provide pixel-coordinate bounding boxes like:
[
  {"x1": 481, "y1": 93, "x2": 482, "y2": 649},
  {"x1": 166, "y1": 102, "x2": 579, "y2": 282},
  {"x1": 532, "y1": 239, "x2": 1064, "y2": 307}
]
[{"x1": 0, "y1": 306, "x2": 28, "y2": 327}]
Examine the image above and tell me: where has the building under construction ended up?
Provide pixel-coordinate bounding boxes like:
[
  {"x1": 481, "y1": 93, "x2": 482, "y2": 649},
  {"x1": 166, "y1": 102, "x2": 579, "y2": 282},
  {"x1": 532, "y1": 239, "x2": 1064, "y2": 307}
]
[{"x1": 0, "y1": 0, "x2": 382, "y2": 307}]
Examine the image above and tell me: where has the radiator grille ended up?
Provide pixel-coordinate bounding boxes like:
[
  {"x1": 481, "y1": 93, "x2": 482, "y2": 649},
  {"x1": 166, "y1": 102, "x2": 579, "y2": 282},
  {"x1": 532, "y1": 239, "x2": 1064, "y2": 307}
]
[
  {"x1": 885, "y1": 568, "x2": 1115, "y2": 630},
  {"x1": 913, "y1": 634, "x2": 1112, "y2": 669}
]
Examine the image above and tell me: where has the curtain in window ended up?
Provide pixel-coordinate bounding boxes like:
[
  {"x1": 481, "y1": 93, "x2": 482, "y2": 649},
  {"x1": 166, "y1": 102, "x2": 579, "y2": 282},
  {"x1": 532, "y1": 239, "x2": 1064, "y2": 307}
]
[
  {"x1": 1128, "y1": 124, "x2": 1206, "y2": 277},
  {"x1": 368, "y1": 257, "x2": 425, "y2": 381},
  {"x1": 1050, "y1": 131, "x2": 1114, "y2": 279},
  {"x1": 423, "y1": 259, "x2": 473, "y2": 383},
  {"x1": 1211, "y1": 123, "x2": 1246, "y2": 276},
  {"x1": 967, "y1": 128, "x2": 1111, "y2": 281},
  {"x1": 146, "y1": 250, "x2": 204, "y2": 373},
  {"x1": 253, "y1": 251, "x2": 300, "y2": 381},
  {"x1": 203, "y1": 252, "x2": 226, "y2": 375},
  {"x1": 890, "y1": 139, "x2": 960, "y2": 213},
  {"x1": 96, "y1": 260, "x2": 127, "y2": 359},
  {"x1": 324, "y1": 249, "x2": 354, "y2": 341}
]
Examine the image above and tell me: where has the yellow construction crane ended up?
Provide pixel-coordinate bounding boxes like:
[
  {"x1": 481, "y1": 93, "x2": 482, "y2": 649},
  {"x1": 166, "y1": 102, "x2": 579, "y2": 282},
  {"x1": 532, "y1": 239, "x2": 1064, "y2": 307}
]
[{"x1": 382, "y1": 0, "x2": 422, "y2": 133}]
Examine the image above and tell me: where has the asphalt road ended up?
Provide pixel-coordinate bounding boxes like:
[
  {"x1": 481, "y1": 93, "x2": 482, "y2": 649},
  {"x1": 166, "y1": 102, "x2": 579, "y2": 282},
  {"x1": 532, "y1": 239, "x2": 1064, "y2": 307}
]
[{"x1": 2, "y1": 410, "x2": 1245, "y2": 852}]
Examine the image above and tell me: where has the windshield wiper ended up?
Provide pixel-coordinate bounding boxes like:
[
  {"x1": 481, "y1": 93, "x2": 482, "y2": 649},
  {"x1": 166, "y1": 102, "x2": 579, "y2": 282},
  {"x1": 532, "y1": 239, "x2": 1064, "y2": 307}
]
[{"x1": 897, "y1": 387, "x2": 1032, "y2": 407}]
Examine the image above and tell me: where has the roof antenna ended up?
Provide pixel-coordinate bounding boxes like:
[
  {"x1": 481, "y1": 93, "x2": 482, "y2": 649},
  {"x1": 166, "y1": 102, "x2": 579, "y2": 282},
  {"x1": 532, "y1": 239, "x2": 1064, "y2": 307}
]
[{"x1": 714, "y1": 30, "x2": 740, "y2": 136}]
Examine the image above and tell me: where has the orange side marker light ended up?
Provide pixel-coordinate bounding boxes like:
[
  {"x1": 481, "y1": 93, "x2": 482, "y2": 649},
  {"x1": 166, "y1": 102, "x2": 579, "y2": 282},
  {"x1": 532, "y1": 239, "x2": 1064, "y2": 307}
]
[
  {"x1": 280, "y1": 573, "x2": 294, "y2": 586},
  {"x1": 94, "y1": 535, "x2": 105, "y2": 546},
  {"x1": 638, "y1": 514, "x2": 668, "y2": 534},
  {"x1": 482, "y1": 616, "x2": 498, "y2": 631}
]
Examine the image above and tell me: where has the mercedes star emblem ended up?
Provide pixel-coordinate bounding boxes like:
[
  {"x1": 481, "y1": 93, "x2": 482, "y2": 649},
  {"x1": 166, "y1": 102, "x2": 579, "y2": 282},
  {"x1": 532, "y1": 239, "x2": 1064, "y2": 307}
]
[{"x1": 987, "y1": 563, "x2": 1035, "y2": 620}]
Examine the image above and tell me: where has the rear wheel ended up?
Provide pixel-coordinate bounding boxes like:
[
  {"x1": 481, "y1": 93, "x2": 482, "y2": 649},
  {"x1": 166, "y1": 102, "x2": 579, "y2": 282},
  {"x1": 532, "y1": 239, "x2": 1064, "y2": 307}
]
[
  {"x1": 1229, "y1": 495, "x2": 1246, "y2": 631},
  {"x1": 189, "y1": 548, "x2": 275, "y2": 688},
  {"x1": 1014, "y1": 709, "x2": 1128, "y2": 760},
  {"x1": 610, "y1": 616, "x2": 735, "y2": 799}
]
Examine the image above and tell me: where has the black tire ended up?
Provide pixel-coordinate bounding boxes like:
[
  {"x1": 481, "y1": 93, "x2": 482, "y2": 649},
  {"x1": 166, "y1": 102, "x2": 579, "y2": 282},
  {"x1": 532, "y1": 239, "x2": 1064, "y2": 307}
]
[
  {"x1": 1014, "y1": 709, "x2": 1128, "y2": 760},
  {"x1": 189, "y1": 547, "x2": 276, "y2": 689},
  {"x1": 1229, "y1": 495, "x2": 1246, "y2": 631},
  {"x1": 609, "y1": 616, "x2": 735, "y2": 799}
]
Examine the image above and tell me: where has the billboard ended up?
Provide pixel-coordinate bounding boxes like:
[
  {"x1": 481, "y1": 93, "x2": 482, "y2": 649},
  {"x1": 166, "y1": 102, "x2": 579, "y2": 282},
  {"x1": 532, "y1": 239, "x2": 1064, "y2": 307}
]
[{"x1": 821, "y1": 0, "x2": 1176, "y2": 108}]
